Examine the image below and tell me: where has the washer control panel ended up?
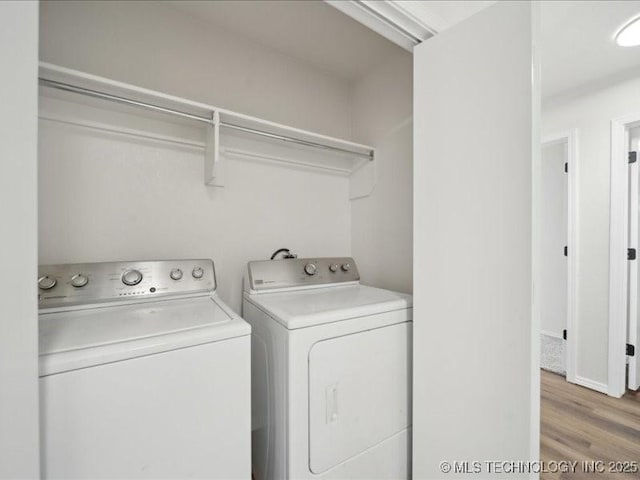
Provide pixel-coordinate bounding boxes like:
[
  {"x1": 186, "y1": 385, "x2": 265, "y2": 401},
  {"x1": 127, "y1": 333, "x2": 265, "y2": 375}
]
[
  {"x1": 38, "y1": 259, "x2": 216, "y2": 309},
  {"x1": 247, "y1": 257, "x2": 359, "y2": 292}
]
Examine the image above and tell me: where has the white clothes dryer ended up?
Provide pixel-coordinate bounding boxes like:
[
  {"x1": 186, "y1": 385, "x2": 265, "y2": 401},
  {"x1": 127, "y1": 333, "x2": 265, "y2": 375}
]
[
  {"x1": 38, "y1": 259, "x2": 251, "y2": 479},
  {"x1": 243, "y1": 257, "x2": 412, "y2": 480}
]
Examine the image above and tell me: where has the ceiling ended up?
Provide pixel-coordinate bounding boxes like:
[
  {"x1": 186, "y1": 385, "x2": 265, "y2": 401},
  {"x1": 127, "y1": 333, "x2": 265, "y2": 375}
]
[
  {"x1": 165, "y1": 0, "x2": 404, "y2": 82},
  {"x1": 396, "y1": 0, "x2": 640, "y2": 99},
  {"x1": 541, "y1": 1, "x2": 640, "y2": 99},
  {"x1": 167, "y1": 0, "x2": 640, "y2": 98},
  {"x1": 396, "y1": 0, "x2": 496, "y2": 31}
]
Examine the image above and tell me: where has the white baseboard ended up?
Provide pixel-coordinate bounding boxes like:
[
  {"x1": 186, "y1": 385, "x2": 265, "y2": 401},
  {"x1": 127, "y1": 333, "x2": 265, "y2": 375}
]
[
  {"x1": 541, "y1": 330, "x2": 563, "y2": 339},
  {"x1": 574, "y1": 375, "x2": 608, "y2": 395}
]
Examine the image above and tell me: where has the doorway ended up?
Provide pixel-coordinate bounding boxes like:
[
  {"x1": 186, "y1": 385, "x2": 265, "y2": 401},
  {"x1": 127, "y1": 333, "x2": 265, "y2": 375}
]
[
  {"x1": 628, "y1": 126, "x2": 640, "y2": 391},
  {"x1": 539, "y1": 130, "x2": 578, "y2": 384},
  {"x1": 609, "y1": 116, "x2": 640, "y2": 397}
]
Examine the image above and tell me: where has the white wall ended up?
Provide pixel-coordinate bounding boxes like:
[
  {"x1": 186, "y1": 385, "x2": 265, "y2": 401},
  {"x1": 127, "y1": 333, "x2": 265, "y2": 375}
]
[
  {"x1": 413, "y1": 2, "x2": 537, "y2": 477},
  {"x1": 38, "y1": 1, "x2": 357, "y2": 312},
  {"x1": 539, "y1": 141, "x2": 568, "y2": 336},
  {"x1": 542, "y1": 76, "x2": 640, "y2": 387},
  {"x1": 40, "y1": 1, "x2": 351, "y2": 139},
  {"x1": 0, "y1": 2, "x2": 40, "y2": 478},
  {"x1": 350, "y1": 52, "x2": 413, "y2": 294}
]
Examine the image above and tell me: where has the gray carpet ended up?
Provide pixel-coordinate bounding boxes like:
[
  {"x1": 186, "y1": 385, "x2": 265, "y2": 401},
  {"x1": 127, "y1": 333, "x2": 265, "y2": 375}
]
[{"x1": 541, "y1": 334, "x2": 565, "y2": 375}]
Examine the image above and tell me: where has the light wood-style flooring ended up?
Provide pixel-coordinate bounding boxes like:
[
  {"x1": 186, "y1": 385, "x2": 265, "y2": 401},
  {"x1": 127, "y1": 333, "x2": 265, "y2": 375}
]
[{"x1": 541, "y1": 370, "x2": 640, "y2": 479}]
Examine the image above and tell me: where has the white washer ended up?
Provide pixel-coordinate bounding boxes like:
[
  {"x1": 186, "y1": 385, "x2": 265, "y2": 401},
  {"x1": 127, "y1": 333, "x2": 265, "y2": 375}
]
[
  {"x1": 243, "y1": 257, "x2": 412, "y2": 480},
  {"x1": 38, "y1": 259, "x2": 251, "y2": 479}
]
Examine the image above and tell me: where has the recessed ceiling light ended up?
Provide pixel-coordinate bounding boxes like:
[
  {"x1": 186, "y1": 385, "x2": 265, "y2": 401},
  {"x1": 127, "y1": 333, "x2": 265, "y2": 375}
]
[{"x1": 615, "y1": 15, "x2": 640, "y2": 47}]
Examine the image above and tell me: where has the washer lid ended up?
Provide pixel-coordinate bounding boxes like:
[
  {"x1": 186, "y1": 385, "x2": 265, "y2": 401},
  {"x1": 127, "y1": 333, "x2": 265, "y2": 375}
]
[
  {"x1": 39, "y1": 295, "x2": 250, "y2": 376},
  {"x1": 245, "y1": 284, "x2": 412, "y2": 329}
]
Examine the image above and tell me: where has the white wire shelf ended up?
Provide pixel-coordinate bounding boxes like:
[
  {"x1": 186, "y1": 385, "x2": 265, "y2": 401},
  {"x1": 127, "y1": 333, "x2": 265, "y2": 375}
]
[{"x1": 38, "y1": 63, "x2": 376, "y2": 199}]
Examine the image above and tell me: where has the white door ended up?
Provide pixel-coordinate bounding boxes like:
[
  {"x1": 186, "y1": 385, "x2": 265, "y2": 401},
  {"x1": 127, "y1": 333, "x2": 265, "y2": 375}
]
[
  {"x1": 540, "y1": 141, "x2": 568, "y2": 337},
  {"x1": 628, "y1": 128, "x2": 640, "y2": 390},
  {"x1": 413, "y1": 2, "x2": 538, "y2": 478},
  {"x1": 540, "y1": 140, "x2": 568, "y2": 372}
]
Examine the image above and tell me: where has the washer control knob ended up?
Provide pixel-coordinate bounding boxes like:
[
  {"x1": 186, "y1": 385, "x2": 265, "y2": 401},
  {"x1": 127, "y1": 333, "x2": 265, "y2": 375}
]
[
  {"x1": 71, "y1": 274, "x2": 89, "y2": 288},
  {"x1": 170, "y1": 268, "x2": 183, "y2": 281},
  {"x1": 329, "y1": 264, "x2": 339, "y2": 273},
  {"x1": 304, "y1": 263, "x2": 317, "y2": 276},
  {"x1": 341, "y1": 263, "x2": 351, "y2": 272},
  {"x1": 192, "y1": 266, "x2": 204, "y2": 279},
  {"x1": 38, "y1": 275, "x2": 57, "y2": 290},
  {"x1": 122, "y1": 269, "x2": 143, "y2": 286}
]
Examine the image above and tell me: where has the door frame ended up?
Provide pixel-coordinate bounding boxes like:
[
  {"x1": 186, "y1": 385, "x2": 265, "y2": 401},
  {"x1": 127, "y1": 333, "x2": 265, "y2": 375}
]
[
  {"x1": 609, "y1": 113, "x2": 640, "y2": 397},
  {"x1": 540, "y1": 129, "x2": 578, "y2": 385}
]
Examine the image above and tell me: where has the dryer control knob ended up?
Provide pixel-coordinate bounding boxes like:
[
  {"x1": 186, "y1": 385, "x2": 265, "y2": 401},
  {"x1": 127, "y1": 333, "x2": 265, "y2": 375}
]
[
  {"x1": 329, "y1": 263, "x2": 339, "y2": 273},
  {"x1": 304, "y1": 263, "x2": 317, "y2": 276},
  {"x1": 122, "y1": 269, "x2": 143, "y2": 286},
  {"x1": 192, "y1": 266, "x2": 204, "y2": 279},
  {"x1": 71, "y1": 274, "x2": 89, "y2": 288},
  {"x1": 341, "y1": 263, "x2": 351, "y2": 272},
  {"x1": 38, "y1": 275, "x2": 57, "y2": 290},
  {"x1": 170, "y1": 268, "x2": 183, "y2": 281}
]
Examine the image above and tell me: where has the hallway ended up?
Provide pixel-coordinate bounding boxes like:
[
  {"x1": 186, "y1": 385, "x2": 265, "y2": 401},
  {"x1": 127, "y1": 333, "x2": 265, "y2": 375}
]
[{"x1": 541, "y1": 370, "x2": 640, "y2": 479}]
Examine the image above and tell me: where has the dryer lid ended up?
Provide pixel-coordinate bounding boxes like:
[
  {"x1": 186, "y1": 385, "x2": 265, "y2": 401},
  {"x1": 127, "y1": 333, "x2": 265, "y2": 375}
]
[
  {"x1": 244, "y1": 284, "x2": 412, "y2": 329},
  {"x1": 39, "y1": 295, "x2": 250, "y2": 376}
]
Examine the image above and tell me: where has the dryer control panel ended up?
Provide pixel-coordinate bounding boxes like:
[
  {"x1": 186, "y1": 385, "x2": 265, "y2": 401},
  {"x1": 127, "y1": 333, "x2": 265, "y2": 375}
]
[
  {"x1": 38, "y1": 259, "x2": 216, "y2": 309},
  {"x1": 247, "y1": 257, "x2": 359, "y2": 292}
]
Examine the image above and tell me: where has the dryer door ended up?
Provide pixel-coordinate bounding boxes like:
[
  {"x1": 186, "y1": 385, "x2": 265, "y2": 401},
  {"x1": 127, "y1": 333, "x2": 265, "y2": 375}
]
[{"x1": 308, "y1": 321, "x2": 412, "y2": 474}]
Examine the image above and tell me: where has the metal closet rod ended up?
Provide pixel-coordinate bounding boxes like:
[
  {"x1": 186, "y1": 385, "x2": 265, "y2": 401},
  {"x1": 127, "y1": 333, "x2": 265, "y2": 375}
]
[{"x1": 39, "y1": 78, "x2": 374, "y2": 160}]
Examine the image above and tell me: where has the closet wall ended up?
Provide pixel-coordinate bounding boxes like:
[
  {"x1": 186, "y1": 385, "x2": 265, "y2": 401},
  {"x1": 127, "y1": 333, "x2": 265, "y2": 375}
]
[
  {"x1": 350, "y1": 52, "x2": 413, "y2": 294},
  {"x1": 39, "y1": 1, "x2": 356, "y2": 312},
  {"x1": 40, "y1": 2, "x2": 352, "y2": 138}
]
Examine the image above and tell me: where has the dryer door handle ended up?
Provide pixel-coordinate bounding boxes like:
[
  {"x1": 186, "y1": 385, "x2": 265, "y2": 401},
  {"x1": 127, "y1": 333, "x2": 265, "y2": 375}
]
[{"x1": 326, "y1": 384, "x2": 338, "y2": 424}]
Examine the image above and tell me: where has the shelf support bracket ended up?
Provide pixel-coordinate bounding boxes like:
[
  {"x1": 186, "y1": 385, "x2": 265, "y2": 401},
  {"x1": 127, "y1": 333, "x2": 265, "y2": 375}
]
[
  {"x1": 349, "y1": 154, "x2": 376, "y2": 200},
  {"x1": 204, "y1": 110, "x2": 223, "y2": 187}
]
